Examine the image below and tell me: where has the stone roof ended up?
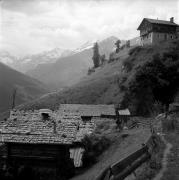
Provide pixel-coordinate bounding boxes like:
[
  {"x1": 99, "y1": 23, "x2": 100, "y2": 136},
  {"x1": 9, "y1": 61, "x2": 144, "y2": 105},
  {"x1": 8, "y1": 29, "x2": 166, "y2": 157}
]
[
  {"x1": 0, "y1": 109, "x2": 95, "y2": 145},
  {"x1": 58, "y1": 104, "x2": 116, "y2": 116},
  {"x1": 0, "y1": 104, "x2": 115, "y2": 145}
]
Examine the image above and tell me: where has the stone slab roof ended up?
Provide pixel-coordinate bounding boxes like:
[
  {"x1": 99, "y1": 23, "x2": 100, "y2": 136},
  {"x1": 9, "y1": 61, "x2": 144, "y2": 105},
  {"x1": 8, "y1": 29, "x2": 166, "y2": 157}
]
[
  {"x1": 0, "y1": 133, "x2": 74, "y2": 145},
  {"x1": 58, "y1": 104, "x2": 116, "y2": 116},
  {"x1": 0, "y1": 109, "x2": 95, "y2": 145},
  {"x1": 0, "y1": 104, "x2": 114, "y2": 145}
]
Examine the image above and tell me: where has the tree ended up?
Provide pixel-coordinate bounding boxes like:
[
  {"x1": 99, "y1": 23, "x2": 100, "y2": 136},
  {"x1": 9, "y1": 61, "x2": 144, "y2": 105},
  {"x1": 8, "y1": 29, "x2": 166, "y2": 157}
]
[
  {"x1": 121, "y1": 52, "x2": 179, "y2": 115},
  {"x1": 92, "y1": 42, "x2": 100, "y2": 68},
  {"x1": 100, "y1": 54, "x2": 106, "y2": 65},
  {"x1": 115, "y1": 39, "x2": 121, "y2": 53},
  {"x1": 126, "y1": 40, "x2": 130, "y2": 48}
]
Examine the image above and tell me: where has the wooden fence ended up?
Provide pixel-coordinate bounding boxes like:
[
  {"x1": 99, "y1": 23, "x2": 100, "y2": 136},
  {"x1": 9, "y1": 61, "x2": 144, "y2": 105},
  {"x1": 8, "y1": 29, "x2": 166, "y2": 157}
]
[{"x1": 95, "y1": 133, "x2": 158, "y2": 180}]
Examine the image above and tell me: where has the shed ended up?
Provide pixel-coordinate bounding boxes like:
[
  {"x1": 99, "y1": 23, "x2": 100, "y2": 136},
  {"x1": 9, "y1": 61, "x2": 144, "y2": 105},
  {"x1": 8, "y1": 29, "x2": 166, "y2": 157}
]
[
  {"x1": 118, "y1": 109, "x2": 131, "y2": 124},
  {"x1": 118, "y1": 109, "x2": 131, "y2": 116}
]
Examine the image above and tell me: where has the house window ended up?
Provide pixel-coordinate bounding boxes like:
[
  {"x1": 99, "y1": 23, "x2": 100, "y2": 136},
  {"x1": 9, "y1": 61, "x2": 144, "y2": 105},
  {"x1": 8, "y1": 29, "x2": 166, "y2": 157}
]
[
  {"x1": 171, "y1": 35, "x2": 173, "y2": 39},
  {"x1": 158, "y1": 34, "x2": 160, "y2": 38}
]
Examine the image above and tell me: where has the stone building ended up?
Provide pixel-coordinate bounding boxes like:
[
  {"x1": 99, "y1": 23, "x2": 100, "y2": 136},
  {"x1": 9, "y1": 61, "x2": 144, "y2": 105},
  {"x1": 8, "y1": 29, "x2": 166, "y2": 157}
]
[{"x1": 137, "y1": 17, "x2": 178, "y2": 46}]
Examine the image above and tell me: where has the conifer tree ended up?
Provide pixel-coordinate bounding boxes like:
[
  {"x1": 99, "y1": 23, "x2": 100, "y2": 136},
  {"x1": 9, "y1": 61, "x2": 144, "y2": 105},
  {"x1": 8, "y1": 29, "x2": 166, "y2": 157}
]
[
  {"x1": 92, "y1": 42, "x2": 100, "y2": 68},
  {"x1": 115, "y1": 39, "x2": 121, "y2": 53}
]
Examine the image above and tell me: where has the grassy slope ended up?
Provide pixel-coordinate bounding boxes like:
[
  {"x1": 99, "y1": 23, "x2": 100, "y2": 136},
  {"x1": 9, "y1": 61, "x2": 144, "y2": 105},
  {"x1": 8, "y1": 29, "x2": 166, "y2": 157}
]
[
  {"x1": 19, "y1": 40, "x2": 179, "y2": 111},
  {"x1": 18, "y1": 47, "x2": 130, "y2": 110},
  {"x1": 70, "y1": 120, "x2": 151, "y2": 180},
  {"x1": 160, "y1": 114, "x2": 179, "y2": 180},
  {"x1": 27, "y1": 36, "x2": 118, "y2": 90}
]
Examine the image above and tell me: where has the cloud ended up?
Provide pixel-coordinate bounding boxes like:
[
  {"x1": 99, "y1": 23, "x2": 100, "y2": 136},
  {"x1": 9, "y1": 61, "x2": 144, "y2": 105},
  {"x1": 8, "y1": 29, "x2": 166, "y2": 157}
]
[{"x1": 0, "y1": 0, "x2": 178, "y2": 56}]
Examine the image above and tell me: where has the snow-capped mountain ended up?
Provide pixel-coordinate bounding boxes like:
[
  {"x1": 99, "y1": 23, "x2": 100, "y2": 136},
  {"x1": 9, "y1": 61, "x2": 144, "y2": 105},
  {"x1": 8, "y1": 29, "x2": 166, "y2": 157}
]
[
  {"x1": 19, "y1": 48, "x2": 75, "y2": 72},
  {"x1": 75, "y1": 41, "x2": 95, "y2": 52},
  {"x1": 0, "y1": 48, "x2": 75, "y2": 73},
  {"x1": 26, "y1": 36, "x2": 119, "y2": 90},
  {"x1": 0, "y1": 51, "x2": 18, "y2": 66},
  {"x1": 0, "y1": 36, "x2": 119, "y2": 75}
]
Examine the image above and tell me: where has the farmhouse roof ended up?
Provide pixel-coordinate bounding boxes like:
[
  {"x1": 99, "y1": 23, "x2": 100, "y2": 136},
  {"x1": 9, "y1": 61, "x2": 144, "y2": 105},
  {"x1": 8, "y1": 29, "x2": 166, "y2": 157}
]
[
  {"x1": 0, "y1": 104, "x2": 114, "y2": 145},
  {"x1": 59, "y1": 104, "x2": 116, "y2": 116},
  {"x1": 137, "y1": 18, "x2": 178, "y2": 30},
  {"x1": 0, "y1": 109, "x2": 95, "y2": 145}
]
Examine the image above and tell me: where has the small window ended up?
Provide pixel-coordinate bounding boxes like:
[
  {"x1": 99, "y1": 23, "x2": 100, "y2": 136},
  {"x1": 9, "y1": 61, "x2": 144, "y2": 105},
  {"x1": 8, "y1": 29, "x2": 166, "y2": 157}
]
[
  {"x1": 81, "y1": 116, "x2": 91, "y2": 122},
  {"x1": 171, "y1": 35, "x2": 173, "y2": 39},
  {"x1": 158, "y1": 34, "x2": 160, "y2": 38},
  {"x1": 41, "y1": 113, "x2": 50, "y2": 120}
]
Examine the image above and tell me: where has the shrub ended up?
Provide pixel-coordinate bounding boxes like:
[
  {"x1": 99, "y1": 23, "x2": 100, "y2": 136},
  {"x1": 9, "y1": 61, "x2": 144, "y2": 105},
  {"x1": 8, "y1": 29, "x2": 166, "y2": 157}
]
[
  {"x1": 82, "y1": 134, "x2": 111, "y2": 167},
  {"x1": 162, "y1": 116, "x2": 178, "y2": 132},
  {"x1": 87, "y1": 67, "x2": 95, "y2": 75},
  {"x1": 121, "y1": 51, "x2": 179, "y2": 116},
  {"x1": 123, "y1": 59, "x2": 133, "y2": 72},
  {"x1": 128, "y1": 46, "x2": 142, "y2": 56}
]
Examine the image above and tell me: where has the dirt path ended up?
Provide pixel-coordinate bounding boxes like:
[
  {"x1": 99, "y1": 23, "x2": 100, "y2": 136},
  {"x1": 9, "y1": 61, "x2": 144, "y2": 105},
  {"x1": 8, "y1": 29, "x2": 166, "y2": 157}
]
[
  {"x1": 153, "y1": 135, "x2": 172, "y2": 180},
  {"x1": 70, "y1": 128, "x2": 151, "y2": 180}
]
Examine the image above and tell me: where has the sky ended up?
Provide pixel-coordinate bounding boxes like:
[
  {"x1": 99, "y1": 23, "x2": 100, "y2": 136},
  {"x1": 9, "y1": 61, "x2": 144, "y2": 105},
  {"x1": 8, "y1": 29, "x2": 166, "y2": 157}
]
[{"x1": 0, "y1": 0, "x2": 178, "y2": 57}]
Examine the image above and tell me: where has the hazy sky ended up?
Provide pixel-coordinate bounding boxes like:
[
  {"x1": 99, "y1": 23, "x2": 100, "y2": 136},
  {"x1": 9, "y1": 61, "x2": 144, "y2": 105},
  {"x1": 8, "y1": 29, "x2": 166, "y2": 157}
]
[{"x1": 0, "y1": 0, "x2": 178, "y2": 56}]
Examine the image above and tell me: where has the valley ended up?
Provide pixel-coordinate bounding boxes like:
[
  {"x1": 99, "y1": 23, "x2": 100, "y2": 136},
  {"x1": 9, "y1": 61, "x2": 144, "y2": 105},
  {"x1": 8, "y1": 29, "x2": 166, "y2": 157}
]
[{"x1": 0, "y1": 62, "x2": 48, "y2": 114}]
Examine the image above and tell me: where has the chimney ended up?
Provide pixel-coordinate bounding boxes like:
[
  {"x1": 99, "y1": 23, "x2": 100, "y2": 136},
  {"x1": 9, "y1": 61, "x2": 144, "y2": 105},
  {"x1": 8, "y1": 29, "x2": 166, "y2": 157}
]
[{"x1": 170, "y1": 17, "x2": 174, "y2": 23}]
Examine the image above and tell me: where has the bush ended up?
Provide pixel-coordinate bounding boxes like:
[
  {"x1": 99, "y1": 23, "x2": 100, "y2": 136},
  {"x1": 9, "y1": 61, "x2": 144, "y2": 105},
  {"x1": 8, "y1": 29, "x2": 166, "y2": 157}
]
[
  {"x1": 87, "y1": 67, "x2": 95, "y2": 75},
  {"x1": 123, "y1": 59, "x2": 133, "y2": 72},
  {"x1": 162, "y1": 116, "x2": 178, "y2": 132},
  {"x1": 121, "y1": 51, "x2": 179, "y2": 116},
  {"x1": 82, "y1": 134, "x2": 111, "y2": 167},
  {"x1": 128, "y1": 46, "x2": 142, "y2": 56}
]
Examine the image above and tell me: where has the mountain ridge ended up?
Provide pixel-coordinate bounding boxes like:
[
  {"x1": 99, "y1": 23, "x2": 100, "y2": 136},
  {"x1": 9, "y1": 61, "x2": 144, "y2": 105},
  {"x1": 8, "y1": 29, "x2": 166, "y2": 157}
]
[
  {"x1": 0, "y1": 62, "x2": 49, "y2": 114},
  {"x1": 18, "y1": 40, "x2": 179, "y2": 115},
  {"x1": 26, "y1": 36, "x2": 119, "y2": 90}
]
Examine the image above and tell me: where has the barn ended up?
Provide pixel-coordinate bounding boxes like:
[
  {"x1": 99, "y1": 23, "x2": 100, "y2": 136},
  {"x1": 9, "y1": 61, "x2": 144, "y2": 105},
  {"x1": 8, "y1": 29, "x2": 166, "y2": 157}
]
[{"x1": 0, "y1": 104, "x2": 116, "y2": 179}]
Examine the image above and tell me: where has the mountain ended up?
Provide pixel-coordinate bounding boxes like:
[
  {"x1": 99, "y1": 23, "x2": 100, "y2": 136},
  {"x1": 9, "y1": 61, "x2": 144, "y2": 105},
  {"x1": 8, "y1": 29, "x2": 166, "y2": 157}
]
[
  {"x1": 27, "y1": 36, "x2": 118, "y2": 90},
  {"x1": 0, "y1": 48, "x2": 75, "y2": 73},
  {"x1": 19, "y1": 48, "x2": 75, "y2": 72},
  {"x1": 19, "y1": 40, "x2": 179, "y2": 114},
  {"x1": 0, "y1": 51, "x2": 18, "y2": 67},
  {"x1": 0, "y1": 62, "x2": 49, "y2": 114}
]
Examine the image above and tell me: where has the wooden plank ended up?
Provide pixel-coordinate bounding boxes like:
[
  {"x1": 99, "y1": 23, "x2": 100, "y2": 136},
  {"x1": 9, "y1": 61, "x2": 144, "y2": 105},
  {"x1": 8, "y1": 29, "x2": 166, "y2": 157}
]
[
  {"x1": 111, "y1": 146, "x2": 148, "y2": 175},
  {"x1": 95, "y1": 166, "x2": 111, "y2": 180},
  {"x1": 113, "y1": 152, "x2": 150, "y2": 180}
]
